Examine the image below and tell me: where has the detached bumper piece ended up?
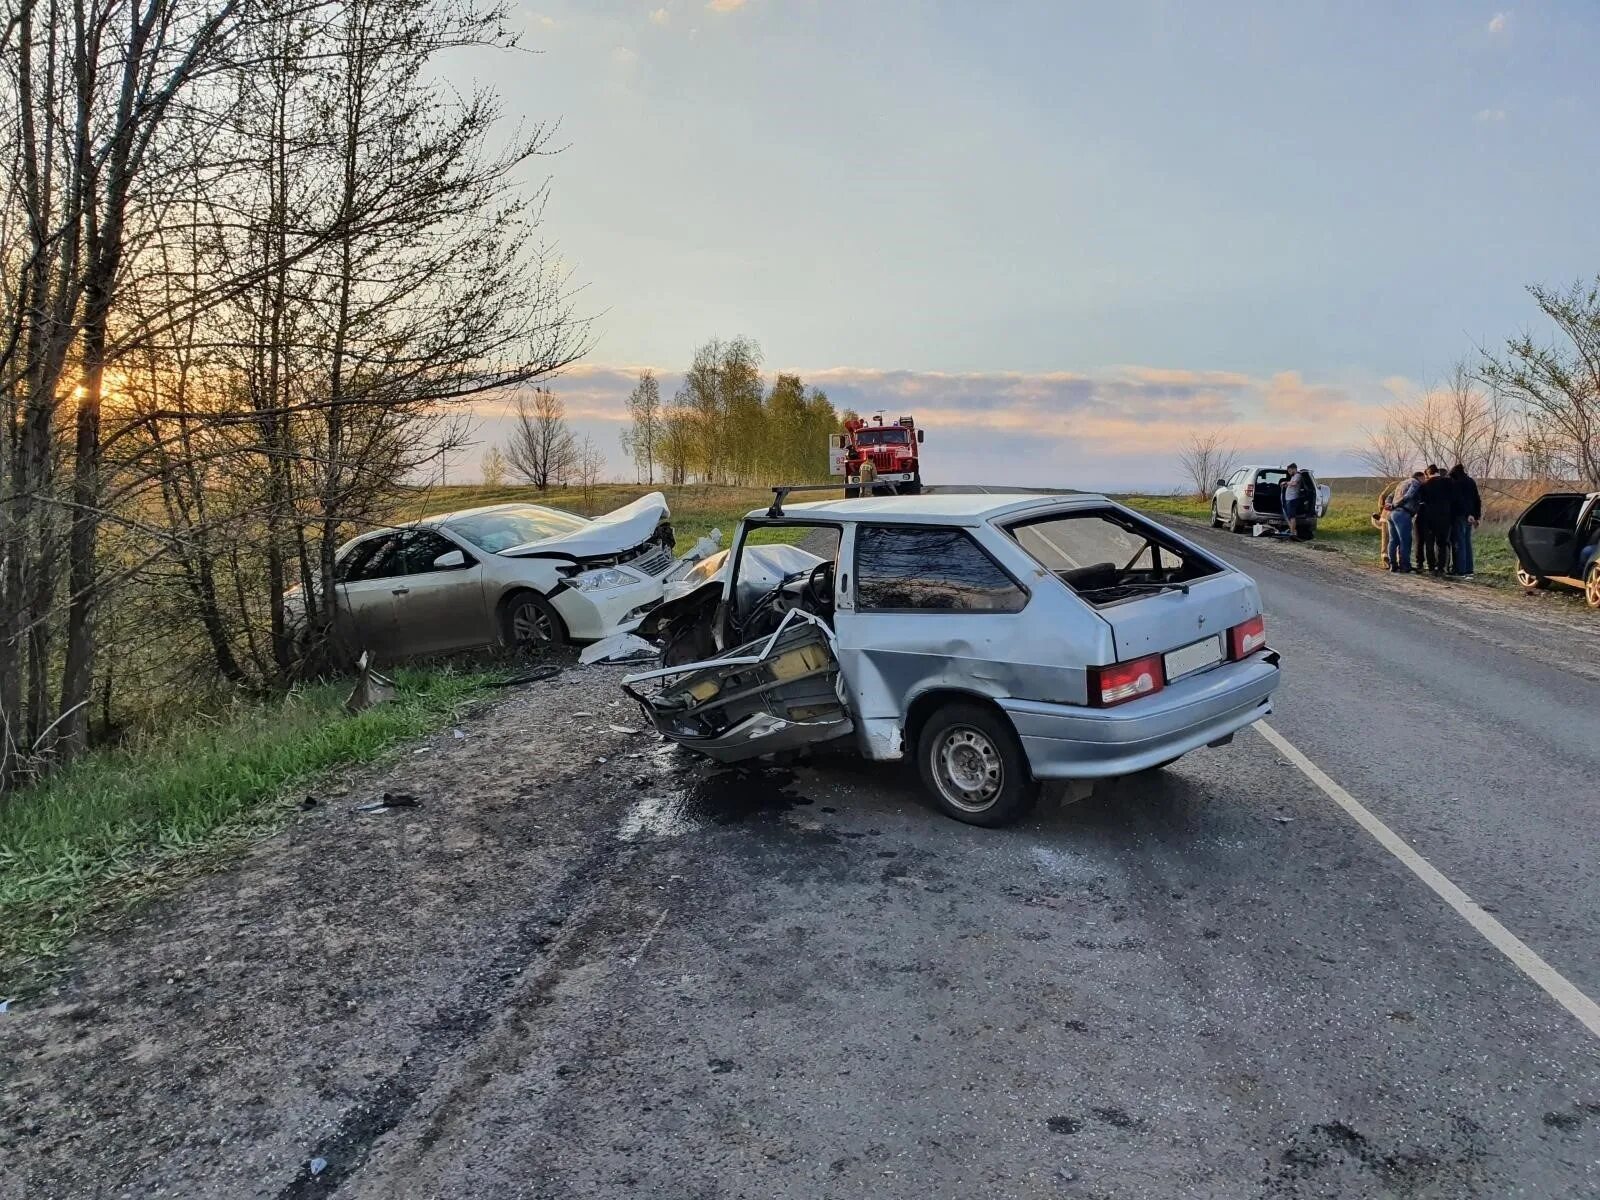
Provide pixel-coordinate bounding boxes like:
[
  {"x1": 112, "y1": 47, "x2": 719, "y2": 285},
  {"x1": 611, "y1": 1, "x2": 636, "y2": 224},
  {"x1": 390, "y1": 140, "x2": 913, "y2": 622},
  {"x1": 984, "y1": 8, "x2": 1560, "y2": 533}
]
[{"x1": 622, "y1": 610, "x2": 853, "y2": 763}]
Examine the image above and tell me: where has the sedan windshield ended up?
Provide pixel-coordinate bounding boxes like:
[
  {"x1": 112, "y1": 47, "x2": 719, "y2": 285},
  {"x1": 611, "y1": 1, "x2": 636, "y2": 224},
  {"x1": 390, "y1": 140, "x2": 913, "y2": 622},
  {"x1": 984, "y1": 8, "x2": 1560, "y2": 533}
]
[{"x1": 445, "y1": 505, "x2": 589, "y2": 553}]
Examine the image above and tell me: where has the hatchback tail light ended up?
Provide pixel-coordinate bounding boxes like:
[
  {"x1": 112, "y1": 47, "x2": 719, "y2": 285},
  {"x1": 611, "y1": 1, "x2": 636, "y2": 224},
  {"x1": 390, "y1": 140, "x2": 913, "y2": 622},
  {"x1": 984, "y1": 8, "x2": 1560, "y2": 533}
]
[
  {"x1": 1089, "y1": 654, "x2": 1164, "y2": 707},
  {"x1": 1228, "y1": 615, "x2": 1267, "y2": 660}
]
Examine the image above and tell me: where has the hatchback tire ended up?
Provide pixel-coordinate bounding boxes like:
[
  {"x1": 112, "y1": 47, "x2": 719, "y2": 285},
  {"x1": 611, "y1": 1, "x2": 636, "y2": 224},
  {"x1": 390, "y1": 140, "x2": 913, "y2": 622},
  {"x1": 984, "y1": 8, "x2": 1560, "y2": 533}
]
[
  {"x1": 502, "y1": 590, "x2": 566, "y2": 649},
  {"x1": 1586, "y1": 562, "x2": 1600, "y2": 609},
  {"x1": 917, "y1": 702, "x2": 1038, "y2": 827}
]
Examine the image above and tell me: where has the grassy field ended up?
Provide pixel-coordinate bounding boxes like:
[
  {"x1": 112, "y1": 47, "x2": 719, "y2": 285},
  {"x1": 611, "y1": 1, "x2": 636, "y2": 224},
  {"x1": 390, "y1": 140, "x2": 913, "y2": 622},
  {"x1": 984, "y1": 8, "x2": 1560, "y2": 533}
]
[
  {"x1": 1122, "y1": 476, "x2": 1527, "y2": 590},
  {"x1": 391, "y1": 482, "x2": 843, "y2": 553},
  {"x1": 0, "y1": 667, "x2": 497, "y2": 988}
]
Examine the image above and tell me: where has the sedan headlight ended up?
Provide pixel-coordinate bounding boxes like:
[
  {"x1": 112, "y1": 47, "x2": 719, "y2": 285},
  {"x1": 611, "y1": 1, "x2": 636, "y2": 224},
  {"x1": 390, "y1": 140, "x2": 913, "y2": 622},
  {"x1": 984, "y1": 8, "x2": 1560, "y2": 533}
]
[{"x1": 571, "y1": 566, "x2": 636, "y2": 592}]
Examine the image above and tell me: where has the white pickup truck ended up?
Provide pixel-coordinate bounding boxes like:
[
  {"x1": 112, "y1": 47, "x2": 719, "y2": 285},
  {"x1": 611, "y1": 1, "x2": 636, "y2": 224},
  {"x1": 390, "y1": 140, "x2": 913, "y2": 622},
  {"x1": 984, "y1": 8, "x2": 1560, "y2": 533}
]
[{"x1": 1210, "y1": 466, "x2": 1331, "y2": 540}]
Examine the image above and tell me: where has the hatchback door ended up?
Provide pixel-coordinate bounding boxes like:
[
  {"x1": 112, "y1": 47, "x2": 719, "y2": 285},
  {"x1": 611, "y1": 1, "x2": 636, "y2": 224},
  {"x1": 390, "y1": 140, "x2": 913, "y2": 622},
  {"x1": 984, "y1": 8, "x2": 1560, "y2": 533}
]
[
  {"x1": 1509, "y1": 493, "x2": 1587, "y2": 579},
  {"x1": 832, "y1": 522, "x2": 1035, "y2": 756}
]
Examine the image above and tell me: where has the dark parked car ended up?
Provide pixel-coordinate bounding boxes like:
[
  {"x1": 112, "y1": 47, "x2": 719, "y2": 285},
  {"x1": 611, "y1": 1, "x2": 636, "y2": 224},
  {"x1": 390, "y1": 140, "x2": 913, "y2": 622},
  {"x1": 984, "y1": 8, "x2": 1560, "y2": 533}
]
[{"x1": 1509, "y1": 490, "x2": 1600, "y2": 608}]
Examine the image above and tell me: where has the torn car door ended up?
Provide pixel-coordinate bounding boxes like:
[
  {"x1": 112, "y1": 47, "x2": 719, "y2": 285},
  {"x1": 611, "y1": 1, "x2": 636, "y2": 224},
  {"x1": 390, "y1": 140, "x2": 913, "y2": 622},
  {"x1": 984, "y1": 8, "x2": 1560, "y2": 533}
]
[{"x1": 622, "y1": 610, "x2": 853, "y2": 763}]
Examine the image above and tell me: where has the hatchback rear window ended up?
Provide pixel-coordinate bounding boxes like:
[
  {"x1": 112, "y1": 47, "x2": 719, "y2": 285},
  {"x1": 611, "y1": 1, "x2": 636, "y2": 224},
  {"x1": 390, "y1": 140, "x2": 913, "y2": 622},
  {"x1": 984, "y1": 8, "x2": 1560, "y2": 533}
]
[{"x1": 1006, "y1": 508, "x2": 1222, "y2": 606}]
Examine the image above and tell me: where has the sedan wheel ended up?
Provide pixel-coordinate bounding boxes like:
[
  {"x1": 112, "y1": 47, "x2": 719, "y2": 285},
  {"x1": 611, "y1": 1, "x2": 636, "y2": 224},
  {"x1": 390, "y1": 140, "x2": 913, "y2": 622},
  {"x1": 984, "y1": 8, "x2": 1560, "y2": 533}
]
[
  {"x1": 1586, "y1": 562, "x2": 1600, "y2": 609},
  {"x1": 505, "y1": 592, "x2": 565, "y2": 648},
  {"x1": 916, "y1": 702, "x2": 1038, "y2": 827}
]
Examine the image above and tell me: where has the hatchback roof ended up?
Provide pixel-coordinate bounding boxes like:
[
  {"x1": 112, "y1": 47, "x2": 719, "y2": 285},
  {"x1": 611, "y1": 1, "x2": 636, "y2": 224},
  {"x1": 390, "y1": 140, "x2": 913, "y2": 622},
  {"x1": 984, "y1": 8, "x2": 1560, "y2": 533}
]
[{"x1": 751, "y1": 491, "x2": 1110, "y2": 525}]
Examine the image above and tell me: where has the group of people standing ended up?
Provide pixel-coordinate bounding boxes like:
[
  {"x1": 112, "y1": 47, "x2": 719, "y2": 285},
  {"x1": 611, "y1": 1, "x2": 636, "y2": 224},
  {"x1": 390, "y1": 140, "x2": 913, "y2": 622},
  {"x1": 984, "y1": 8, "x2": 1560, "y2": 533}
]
[{"x1": 1376, "y1": 464, "x2": 1482, "y2": 576}]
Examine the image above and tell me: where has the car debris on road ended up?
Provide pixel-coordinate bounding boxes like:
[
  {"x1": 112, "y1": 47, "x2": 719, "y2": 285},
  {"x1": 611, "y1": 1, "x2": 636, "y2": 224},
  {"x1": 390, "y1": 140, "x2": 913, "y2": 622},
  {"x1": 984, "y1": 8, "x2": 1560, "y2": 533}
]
[{"x1": 623, "y1": 487, "x2": 1281, "y2": 826}]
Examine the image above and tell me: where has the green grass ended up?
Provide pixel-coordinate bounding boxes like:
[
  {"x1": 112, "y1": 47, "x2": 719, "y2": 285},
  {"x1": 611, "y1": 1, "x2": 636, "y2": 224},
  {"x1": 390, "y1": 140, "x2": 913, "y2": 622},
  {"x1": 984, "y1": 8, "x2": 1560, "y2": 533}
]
[
  {"x1": 0, "y1": 667, "x2": 496, "y2": 985},
  {"x1": 390, "y1": 482, "x2": 843, "y2": 554}
]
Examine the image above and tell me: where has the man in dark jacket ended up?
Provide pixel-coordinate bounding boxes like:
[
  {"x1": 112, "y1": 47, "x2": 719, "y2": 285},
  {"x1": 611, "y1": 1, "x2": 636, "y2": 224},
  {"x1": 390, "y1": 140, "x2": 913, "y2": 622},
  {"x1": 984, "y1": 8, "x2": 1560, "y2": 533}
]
[
  {"x1": 1418, "y1": 464, "x2": 1456, "y2": 575},
  {"x1": 1449, "y1": 463, "x2": 1481, "y2": 578}
]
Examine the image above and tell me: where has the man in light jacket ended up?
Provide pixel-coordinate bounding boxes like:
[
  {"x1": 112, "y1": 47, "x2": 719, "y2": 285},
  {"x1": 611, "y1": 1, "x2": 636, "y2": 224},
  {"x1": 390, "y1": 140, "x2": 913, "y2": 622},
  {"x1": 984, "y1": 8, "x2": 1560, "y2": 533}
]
[{"x1": 1387, "y1": 471, "x2": 1422, "y2": 573}]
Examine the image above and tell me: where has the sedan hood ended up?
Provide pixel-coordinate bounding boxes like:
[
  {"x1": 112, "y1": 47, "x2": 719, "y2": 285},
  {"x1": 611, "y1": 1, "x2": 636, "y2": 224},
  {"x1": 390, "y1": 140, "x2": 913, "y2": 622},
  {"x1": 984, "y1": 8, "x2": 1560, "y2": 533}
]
[{"x1": 502, "y1": 492, "x2": 669, "y2": 559}]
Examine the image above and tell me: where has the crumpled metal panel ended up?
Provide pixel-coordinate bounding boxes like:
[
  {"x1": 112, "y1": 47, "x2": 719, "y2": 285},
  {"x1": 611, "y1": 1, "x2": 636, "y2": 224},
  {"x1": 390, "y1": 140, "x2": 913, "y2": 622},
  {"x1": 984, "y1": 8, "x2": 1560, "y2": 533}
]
[{"x1": 622, "y1": 609, "x2": 853, "y2": 763}]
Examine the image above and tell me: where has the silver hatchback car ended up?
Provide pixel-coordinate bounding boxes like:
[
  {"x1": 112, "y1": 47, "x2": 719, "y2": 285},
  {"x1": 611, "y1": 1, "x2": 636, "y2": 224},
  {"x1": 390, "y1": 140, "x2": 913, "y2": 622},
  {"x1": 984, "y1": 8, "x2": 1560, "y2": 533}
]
[{"x1": 624, "y1": 491, "x2": 1280, "y2": 826}]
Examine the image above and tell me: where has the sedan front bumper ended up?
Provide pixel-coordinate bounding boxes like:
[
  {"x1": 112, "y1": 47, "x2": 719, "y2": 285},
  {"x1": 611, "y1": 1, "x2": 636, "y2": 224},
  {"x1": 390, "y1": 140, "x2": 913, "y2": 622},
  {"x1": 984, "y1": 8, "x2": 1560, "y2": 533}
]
[
  {"x1": 997, "y1": 651, "x2": 1280, "y2": 779},
  {"x1": 549, "y1": 574, "x2": 668, "y2": 642}
]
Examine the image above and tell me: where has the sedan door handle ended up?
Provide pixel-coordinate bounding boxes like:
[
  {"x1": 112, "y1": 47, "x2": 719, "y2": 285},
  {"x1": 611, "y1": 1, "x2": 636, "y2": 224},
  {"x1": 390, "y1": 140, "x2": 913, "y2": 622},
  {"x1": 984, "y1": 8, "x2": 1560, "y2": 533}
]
[{"x1": 391, "y1": 586, "x2": 410, "y2": 596}]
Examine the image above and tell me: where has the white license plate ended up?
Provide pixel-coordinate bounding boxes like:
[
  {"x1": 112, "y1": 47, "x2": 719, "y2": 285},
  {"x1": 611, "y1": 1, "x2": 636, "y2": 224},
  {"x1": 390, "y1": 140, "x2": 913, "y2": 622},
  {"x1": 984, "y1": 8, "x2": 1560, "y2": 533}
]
[{"x1": 1164, "y1": 635, "x2": 1223, "y2": 681}]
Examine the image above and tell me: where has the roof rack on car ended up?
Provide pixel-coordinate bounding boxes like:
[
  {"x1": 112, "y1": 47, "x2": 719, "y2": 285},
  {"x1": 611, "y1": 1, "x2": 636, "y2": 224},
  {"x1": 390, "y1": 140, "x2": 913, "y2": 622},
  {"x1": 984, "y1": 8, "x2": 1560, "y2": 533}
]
[{"x1": 766, "y1": 483, "x2": 846, "y2": 518}]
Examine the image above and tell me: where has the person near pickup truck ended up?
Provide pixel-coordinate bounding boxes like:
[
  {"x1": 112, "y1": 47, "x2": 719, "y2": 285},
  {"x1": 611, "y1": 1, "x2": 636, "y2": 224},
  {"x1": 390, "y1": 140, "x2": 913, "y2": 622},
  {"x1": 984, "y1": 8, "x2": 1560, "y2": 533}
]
[
  {"x1": 1449, "y1": 463, "x2": 1481, "y2": 578},
  {"x1": 1387, "y1": 472, "x2": 1422, "y2": 572},
  {"x1": 1418, "y1": 465, "x2": 1457, "y2": 576}
]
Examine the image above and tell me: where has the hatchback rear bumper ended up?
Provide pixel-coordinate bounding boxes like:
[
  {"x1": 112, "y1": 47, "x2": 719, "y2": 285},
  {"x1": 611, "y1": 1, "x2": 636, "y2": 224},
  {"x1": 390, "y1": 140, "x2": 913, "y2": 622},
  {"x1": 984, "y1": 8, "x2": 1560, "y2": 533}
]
[{"x1": 998, "y1": 651, "x2": 1280, "y2": 779}]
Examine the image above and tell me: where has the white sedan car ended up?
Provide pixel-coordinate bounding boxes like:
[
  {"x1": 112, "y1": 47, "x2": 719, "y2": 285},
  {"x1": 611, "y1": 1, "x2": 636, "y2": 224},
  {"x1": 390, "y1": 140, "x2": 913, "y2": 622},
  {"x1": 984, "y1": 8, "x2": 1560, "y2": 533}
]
[{"x1": 289, "y1": 494, "x2": 676, "y2": 661}]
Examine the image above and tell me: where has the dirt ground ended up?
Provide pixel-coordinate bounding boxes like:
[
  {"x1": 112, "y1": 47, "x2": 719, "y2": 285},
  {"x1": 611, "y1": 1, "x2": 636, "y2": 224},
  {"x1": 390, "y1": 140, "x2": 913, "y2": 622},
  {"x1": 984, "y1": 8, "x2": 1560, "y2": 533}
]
[{"x1": 0, "y1": 660, "x2": 664, "y2": 1199}]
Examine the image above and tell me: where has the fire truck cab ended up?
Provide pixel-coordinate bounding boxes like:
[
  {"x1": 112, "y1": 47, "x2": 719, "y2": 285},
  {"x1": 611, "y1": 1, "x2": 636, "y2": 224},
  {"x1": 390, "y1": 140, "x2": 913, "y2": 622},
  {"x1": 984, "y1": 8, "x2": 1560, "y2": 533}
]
[{"x1": 835, "y1": 414, "x2": 925, "y2": 497}]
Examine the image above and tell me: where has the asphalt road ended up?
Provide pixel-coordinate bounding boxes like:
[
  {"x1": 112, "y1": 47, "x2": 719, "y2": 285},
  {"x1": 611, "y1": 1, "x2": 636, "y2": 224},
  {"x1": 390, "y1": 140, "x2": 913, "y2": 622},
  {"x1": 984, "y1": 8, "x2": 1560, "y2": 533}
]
[{"x1": 5, "y1": 511, "x2": 1600, "y2": 1199}]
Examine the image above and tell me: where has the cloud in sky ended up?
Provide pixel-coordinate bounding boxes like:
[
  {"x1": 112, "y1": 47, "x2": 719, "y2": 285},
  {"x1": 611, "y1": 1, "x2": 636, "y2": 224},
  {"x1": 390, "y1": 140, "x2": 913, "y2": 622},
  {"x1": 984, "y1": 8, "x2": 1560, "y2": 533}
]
[
  {"x1": 648, "y1": 7, "x2": 670, "y2": 25},
  {"x1": 706, "y1": 0, "x2": 747, "y2": 12},
  {"x1": 1487, "y1": 12, "x2": 1509, "y2": 34},
  {"x1": 1475, "y1": 107, "x2": 1507, "y2": 123},
  {"x1": 611, "y1": 45, "x2": 639, "y2": 65},
  {"x1": 458, "y1": 363, "x2": 1400, "y2": 488}
]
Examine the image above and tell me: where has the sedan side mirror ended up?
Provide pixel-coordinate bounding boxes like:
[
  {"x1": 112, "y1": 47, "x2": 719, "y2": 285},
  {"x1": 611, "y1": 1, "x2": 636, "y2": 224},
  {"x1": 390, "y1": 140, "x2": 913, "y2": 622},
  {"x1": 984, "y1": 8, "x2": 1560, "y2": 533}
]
[{"x1": 432, "y1": 549, "x2": 466, "y2": 570}]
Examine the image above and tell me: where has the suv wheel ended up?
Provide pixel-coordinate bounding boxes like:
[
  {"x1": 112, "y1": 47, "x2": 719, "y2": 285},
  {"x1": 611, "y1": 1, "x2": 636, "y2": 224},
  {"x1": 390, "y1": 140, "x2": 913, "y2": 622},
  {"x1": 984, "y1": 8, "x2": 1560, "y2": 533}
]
[
  {"x1": 1586, "y1": 561, "x2": 1600, "y2": 609},
  {"x1": 1516, "y1": 566, "x2": 1549, "y2": 590},
  {"x1": 1228, "y1": 504, "x2": 1243, "y2": 533},
  {"x1": 1210, "y1": 501, "x2": 1222, "y2": 527},
  {"x1": 917, "y1": 703, "x2": 1038, "y2": 827}
]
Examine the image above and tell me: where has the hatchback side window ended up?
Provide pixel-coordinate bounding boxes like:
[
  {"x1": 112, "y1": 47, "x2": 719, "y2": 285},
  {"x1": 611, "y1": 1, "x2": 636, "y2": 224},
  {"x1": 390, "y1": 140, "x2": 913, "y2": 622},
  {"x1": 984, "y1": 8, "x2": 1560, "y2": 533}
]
[{"x1": 854, "y1": 526, "x2": 1027, "y2": 613}]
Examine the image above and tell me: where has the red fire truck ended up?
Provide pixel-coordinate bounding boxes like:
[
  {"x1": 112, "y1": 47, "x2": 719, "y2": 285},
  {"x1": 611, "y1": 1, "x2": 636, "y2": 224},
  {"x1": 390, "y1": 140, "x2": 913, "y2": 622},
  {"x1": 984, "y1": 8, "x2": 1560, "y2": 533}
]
[{"x1": 831, "y1": 414, "x2": 925, "y2": 497}]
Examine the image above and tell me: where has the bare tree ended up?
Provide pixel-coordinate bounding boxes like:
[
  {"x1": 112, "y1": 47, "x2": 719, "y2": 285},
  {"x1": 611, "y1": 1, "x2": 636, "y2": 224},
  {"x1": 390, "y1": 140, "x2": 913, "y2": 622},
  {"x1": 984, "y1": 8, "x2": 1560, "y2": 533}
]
[
  {"x1": 1355, "y1": 359, "x2": 1517, "y2": 484},
  {"x1": 481, "y1": 445, "x2": 509, "y2": 487},
  {"x1": 1481, "y1": 279, "x2": 1600, "y2": 487},
  {"x1": 505, "y1": 389, "x2": 578, "y2": 489},
  {"x1": 1353, "y1": 419, "x2": 1414, "y2": 481},
  {"x1": 574, "y1": 434, "x2": 606, "y2": 513},
  {"x1": 1176, "y1": 431, "x2": 1238, "y2": 499},
  {"x1": 619, "y1": 369, "x2": 661, "y2": 484}
]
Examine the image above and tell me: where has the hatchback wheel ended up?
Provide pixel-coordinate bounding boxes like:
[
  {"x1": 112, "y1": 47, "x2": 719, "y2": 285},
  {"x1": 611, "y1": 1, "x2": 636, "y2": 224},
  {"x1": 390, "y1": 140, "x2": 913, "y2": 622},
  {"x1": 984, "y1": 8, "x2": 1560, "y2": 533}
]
[
  {"x1": 917, "y1": 703, "x2": 1038, "y2": 827},
  {"x1": 503, "y1": 591, "x2": 565, "y2": 649},
  {"x1": 1586, "y1": 562, "x2": 1600, "y2": 609},
  {"x1": 1516, "y1": 566, "x2": 1549, "y2": 590}
]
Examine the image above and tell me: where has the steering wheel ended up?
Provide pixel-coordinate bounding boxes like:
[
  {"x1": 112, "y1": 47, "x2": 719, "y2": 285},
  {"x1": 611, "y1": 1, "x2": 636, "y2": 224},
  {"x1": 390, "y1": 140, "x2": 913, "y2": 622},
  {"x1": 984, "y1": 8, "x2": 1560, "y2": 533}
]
[{"x1": 802, "y1": 560, "x2": 836, "y2": 610}]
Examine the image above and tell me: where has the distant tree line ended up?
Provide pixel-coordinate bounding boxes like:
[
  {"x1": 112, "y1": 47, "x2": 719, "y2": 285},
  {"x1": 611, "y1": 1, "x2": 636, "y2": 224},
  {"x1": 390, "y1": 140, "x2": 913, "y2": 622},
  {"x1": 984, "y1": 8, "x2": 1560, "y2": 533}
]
[
  {"x1": 0, "y1": 0, "x2": 583, "y2": 782},
  {"x1": 621, "y1": 338, "x2": 839, "y2": 486}
]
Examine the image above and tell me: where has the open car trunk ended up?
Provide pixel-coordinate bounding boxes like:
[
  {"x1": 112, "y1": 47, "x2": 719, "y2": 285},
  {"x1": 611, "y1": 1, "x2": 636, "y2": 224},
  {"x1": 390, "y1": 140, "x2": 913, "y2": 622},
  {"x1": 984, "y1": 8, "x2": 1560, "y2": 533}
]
[
  {"x1": 622, "y1": 610, "x2": 853, "y2": 763},
  {"x1": 1252, "y1": 476, "x2": 1284, "y2": 517}
]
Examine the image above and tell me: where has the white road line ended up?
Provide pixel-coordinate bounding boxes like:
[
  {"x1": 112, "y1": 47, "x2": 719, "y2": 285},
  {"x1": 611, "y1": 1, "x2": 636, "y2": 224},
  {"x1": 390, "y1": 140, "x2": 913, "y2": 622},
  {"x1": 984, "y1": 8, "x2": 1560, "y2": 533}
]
[{"x1": 1256, "y1": 719, "x2": 1600, "y2": 1041}]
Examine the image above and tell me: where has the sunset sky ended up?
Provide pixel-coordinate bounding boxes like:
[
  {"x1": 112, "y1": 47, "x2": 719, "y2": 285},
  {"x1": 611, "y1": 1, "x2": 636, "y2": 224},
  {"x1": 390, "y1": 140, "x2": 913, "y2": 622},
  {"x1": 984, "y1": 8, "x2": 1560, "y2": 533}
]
[{"x1": 456, "y1": 1, "x2": 1600, "y2": 488}]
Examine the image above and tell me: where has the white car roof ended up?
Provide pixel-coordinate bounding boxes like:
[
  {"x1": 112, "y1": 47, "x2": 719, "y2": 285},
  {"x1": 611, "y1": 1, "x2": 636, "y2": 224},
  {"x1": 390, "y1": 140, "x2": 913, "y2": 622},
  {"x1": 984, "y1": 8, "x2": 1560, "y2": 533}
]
[{"x1": 752, "y1": 491, "x2": 1112, "y2": 526}]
